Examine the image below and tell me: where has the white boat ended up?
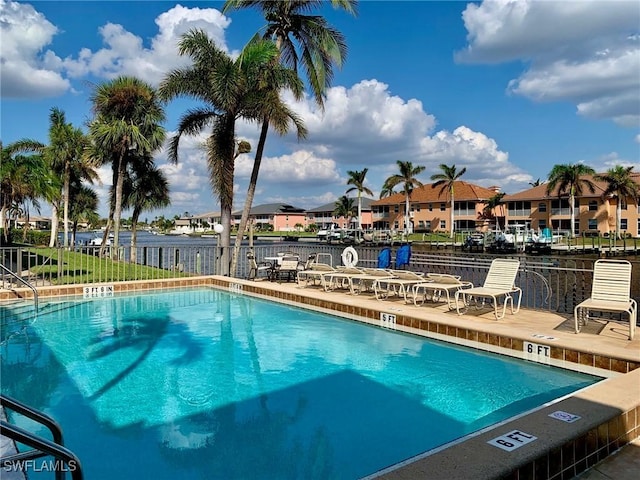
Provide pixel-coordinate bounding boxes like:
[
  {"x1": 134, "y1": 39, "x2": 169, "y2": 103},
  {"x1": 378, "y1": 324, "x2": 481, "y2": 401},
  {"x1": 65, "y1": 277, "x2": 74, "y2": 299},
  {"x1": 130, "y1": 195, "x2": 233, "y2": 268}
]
[
  {"x1": 487, "y1": 224, "x2": 529, "y2": 253},
  {"x1": 88, "y1": 236, "x2": 111, "y2": 247},
  {"x1": 316, "y1": 223, "x2": 341, "y2": 243}
]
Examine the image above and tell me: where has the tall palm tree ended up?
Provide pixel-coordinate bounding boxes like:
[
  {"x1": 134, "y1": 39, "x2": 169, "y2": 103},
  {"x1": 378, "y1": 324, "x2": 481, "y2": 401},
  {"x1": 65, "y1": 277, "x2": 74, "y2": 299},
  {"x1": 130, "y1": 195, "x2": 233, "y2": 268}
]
[
  {"x1": 123, "y1": 158, "x2": 171, "y2": 262},
  {"x1": 431, "y1": 164, "x2": 467, "y2": 239},
  {"x1": 345, "y1": 168, "x2": 373, "y2": 230},
  {"x1": 228, "y1": 39, "x2": 307, "y2": 276},
  {"x1": 46, "y1": 107, "x2": 94, "y2": 248},
  {"x1": 333, "y1": 195, "x2": 356, "y2": 228},
  {"x1": 89, "y1": 76, "x2": 166, "y2": 257},
  {"x1": 595, "y1": 166, "x2": 639, "y2": 239},
  {"x1": 160, "y1": 31, "x2": 303, "y2": 276},
  {"x1": 222, "y1": 0, "x2": 356, "y2": 273},
  {"x1": 546, "y1": 163, "x2": 596, "y2": 238},
  {"x1": 382, "y1": 160, "x2": 425, "y2": 234}
]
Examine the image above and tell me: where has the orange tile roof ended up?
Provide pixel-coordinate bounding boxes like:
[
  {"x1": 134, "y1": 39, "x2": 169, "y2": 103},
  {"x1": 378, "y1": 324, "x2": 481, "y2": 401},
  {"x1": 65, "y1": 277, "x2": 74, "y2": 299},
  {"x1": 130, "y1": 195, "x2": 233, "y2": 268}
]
[{"x1": 372, "y1": 181, "x2": 500, "y2": 205}]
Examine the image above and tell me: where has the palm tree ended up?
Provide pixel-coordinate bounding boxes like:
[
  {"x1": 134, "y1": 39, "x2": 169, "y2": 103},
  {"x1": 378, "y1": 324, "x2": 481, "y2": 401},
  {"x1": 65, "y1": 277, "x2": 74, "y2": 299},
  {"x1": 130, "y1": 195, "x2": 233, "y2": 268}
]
[
  {"x1": 333, "y1": 195, "x2": 356, "y2": 228},
  {"x1": 68, "y1": 184, "x2": 99, "y2": 247},
  {"x1": 228, "y1": 42, "x2": 307, "y2": 276},
  {"x1": 46, "y1": 107, "x2": 95, "y2": 248},
  {"x1": 546, "y1": 163, "x2": 596, "y2": 238},
  {"x1": 160, "y1": 31, "x2": 303, "y2": 276},
  {"x1": 480, "y1": 192, "x2": 506, "y2": 225},
  {"x1": 123, "y1": 159, "x2": 170, "y2": 262},
  {"x1": 345, "y1": 168, "x2": 373, "y2": 230},
  {"x1": 382, "y1": 160, "x2": 425, "y2": 234},
  {"x1": 0, "y1": 140, "x2": 52, "y2": 243},
  {"x1": 222, "y1": 0, "x2": 356, "y2": 273},
  {"x1": 529, "y1": 178, "x2": 542, "y2": 187},
  {"x1": 222, "y1": 0, "x2": 357, "y2": 106},
  {"x1": 431, "y1": 164, "x2": 467, "y2": 239},
  {"x1": 379, "y1": 178, "x2": 397, "y2": 199},
  {"x1": 595, "y1": 166, "x2": 640, "y2": 239},
  {"x1": 89, "y1": 76, "x2": 166, "y2": 257}
]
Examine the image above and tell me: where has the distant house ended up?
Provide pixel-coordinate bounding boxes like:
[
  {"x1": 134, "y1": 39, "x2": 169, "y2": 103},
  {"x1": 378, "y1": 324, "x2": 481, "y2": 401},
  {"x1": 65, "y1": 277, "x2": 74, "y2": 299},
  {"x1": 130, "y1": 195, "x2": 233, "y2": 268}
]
[
  {"x1": 305, "y1": 197, "x2": 375, "y2": 230},
  {"x1": 170, "y1": 211, "x2": 222, "y2": 235},
  {"x1": 16, "y1": 216, "x2": 52, "y2": 230},
  {"x1": 232, "y1": 203, "x2": 306, "y2": 232},
  {"x1": 372, "y1": 181, "x2": 500, "y2": 233}
]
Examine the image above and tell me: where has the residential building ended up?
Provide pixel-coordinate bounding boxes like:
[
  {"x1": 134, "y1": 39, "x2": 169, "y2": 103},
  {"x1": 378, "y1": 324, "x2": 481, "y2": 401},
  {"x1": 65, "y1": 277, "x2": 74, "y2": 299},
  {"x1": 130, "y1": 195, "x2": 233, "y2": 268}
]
[
  {"x1": 305, "y1": 197, "x2": 375, "y2": 230},
  {"x1": 232, "y1": 203, "x2": 306, "y2": 232},
  {"x1": 503, "y1": 174, "x2": 640, "y2": 237},
  {"x1": 170, "y1": 212, "x2": 222, "y2": 235},
  {"x1": 371, "y1": 181, "x2": 501, "y2": 233}
]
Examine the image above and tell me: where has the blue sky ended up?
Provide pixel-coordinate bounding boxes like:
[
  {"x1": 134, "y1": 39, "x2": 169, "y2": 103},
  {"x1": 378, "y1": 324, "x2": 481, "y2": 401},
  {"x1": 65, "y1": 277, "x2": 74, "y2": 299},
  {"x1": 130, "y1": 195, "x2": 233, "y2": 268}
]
[{"x1": 2, "y1": 0, "x2": 639, "y2": 219}]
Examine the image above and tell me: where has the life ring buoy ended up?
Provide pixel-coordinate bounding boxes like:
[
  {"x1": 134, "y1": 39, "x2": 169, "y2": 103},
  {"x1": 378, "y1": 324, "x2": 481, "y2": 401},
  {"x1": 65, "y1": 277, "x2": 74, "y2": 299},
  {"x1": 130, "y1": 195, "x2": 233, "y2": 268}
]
[{"x1": 341, "y1": 246, "x2": 358, "y2": 268}]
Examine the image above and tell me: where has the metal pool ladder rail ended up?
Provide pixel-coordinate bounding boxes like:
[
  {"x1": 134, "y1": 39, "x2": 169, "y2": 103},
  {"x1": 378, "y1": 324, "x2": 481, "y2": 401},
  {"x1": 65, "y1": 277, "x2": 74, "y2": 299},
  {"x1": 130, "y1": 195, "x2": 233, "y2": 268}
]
[
  {"x1": 0, "y1": 263, "x2": 38, "y2": 313},
  {"x1": 0, "y1": 394, "x2": 83, "y2": 480}
]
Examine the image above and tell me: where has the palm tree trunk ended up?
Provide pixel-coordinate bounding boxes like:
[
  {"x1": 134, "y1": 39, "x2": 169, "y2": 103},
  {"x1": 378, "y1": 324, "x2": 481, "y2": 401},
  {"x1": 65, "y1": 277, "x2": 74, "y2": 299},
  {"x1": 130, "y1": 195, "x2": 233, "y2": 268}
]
[
  {"x1": 404, "y1": 194, "x2": 410, "y2": 235},
  {"x1": 616, "y1": 201, "x2": 622, "y2": 239},
  {"x1": 49, "y1": 204, "x2": 59, "y2": 247},
  {"x1": 357, "y1": 192, "x2": 362, "y2": 230},
  {"x1": 450, "y1": 190, "x2": 455, "y2": 239},
  {"x1": 111, "y1": 151, "x2": 126, "y2": 260},
  {"x1": 230, "y1": 118, "x2": 269, "y2": 276},
  {"x1": 569, "y1": 193, "x2": 575, "y2": 238},
  {"x1": 131, "y1": 208, "x2": 140, "y2": 263},
  {"x1": 62, "y1": 164, "x2": 70, "y2": 249}
]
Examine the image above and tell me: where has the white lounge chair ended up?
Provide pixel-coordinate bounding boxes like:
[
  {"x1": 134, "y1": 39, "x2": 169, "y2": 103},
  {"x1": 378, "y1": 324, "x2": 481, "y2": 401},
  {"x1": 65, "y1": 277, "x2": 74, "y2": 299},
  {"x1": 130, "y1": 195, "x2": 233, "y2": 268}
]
[
  {"x1": 322, "y1": 266, "x2": 364, "y2": 292},
  {"x1": 412, "y1": 273, "x2": 473, "y2": 310},
  {"x1": 373, "y1": 270, "x2": 429, "y2": 303},
  {"x1": 574, "y1": 259, "x2": 637, "y2": 341},
  {"x1": 296, "y1": 263, "x2": 336, "y2": 287},
  {"x1": 455, "y1": 259, "x2": 522, "y2": 320},
  {"x1": 346, "y1": 268, "x2": 395, "y2": 295}
]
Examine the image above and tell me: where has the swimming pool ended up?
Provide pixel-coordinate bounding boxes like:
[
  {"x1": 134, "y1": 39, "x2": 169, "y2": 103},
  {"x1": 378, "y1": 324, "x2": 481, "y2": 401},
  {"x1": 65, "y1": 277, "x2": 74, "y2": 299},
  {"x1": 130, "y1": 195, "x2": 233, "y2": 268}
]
[{"x1": 1, "y1": 287, "x2": 601, "y2": 479}]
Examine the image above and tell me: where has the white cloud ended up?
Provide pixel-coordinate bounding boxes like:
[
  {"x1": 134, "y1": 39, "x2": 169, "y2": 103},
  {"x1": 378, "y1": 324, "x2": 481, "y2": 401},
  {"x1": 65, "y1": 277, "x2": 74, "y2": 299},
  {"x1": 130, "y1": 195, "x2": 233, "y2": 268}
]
[
  {"x1": 457, "y1": 0, "x2": 640, "y2": 126},
  {"x1": 0, "y1": 2, "x2": 233, "y2": 99},
  {"x1": 0, "y1": 0, "x2": 70, "y2": 97}
]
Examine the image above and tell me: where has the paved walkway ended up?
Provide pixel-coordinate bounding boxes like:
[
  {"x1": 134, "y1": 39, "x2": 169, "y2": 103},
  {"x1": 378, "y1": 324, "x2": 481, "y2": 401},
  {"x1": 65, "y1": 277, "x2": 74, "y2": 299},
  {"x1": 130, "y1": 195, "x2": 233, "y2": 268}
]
[{"x1": 573, "y1": 439, "x2": 640, "y2": 479}]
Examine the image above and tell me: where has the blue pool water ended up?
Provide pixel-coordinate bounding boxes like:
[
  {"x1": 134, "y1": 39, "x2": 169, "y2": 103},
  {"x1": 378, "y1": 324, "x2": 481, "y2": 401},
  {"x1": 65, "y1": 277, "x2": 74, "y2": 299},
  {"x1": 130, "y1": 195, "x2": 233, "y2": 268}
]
[{"x1": 1, "y1": 288, "x2": 600, "y2": 479}]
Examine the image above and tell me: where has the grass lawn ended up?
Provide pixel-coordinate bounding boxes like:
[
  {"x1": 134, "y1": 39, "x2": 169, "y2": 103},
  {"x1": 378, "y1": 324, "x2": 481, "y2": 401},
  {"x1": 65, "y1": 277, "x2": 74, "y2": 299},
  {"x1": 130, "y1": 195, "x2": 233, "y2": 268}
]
[{"x1": 17, "y1": 247, "x2": 185, "y2": 285}]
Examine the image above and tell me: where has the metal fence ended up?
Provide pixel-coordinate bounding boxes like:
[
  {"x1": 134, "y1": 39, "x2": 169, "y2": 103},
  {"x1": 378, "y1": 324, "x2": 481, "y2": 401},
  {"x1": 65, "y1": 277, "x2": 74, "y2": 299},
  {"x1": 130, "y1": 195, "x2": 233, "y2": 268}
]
[{"x1": 2, "y1": 244, "x2": 639, "y2": 318}]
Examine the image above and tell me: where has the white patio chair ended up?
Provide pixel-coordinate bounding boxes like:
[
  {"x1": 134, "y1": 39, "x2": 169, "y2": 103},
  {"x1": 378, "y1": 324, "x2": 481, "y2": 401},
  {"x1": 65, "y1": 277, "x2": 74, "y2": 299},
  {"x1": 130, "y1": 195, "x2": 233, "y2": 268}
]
[
  {"x1": 455, "y1": 258, "x2": 522, "y2": 320},
  {"x1": 574, "y1": 259, "x2": 637, "y2": 341}
]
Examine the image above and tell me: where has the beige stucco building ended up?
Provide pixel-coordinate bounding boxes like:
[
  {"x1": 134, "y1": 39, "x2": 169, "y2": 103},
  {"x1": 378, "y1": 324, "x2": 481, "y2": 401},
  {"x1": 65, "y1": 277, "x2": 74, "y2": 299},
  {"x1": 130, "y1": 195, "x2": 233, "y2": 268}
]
[
  {"x1": 503, "y1": 174, "x2": 640, "y2": 237},
  {"x1": 371, "y1": 181, "x2": 501, "y2": 233}
]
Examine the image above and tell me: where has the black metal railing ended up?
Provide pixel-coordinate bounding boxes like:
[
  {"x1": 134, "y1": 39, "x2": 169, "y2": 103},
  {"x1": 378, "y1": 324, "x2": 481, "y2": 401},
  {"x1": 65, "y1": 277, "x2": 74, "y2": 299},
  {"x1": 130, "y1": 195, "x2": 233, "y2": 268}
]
[{"x1": 0, "y1": 394, "x2": 83, "y2": 480}]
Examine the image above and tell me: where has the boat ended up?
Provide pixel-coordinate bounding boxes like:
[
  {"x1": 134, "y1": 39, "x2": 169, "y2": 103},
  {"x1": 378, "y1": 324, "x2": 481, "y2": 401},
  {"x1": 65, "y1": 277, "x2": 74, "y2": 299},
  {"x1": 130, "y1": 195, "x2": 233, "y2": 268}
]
[
  {"x1": 88, "y1": 236, "x2": 111, "y2": 247},
  {"x1": 487, "y1": 224, "x2": 529, "y2": 253},
  {"x1": 525, "y1": 228, "x2": 563, "y2": 254},
  {"x1": 316, "y1": 223, "x2": 341, "y2": 243},
  {"x1": 463, "y1": 232, "x2": 485, "y2": 251}
]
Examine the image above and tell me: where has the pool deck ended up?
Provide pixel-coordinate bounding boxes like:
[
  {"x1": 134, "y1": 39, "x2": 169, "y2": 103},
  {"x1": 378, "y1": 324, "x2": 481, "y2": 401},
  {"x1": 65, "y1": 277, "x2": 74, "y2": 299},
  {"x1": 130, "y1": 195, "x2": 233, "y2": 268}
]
[{"x1": 2, "y1": 276, "x2": 639, "y2": 480}]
